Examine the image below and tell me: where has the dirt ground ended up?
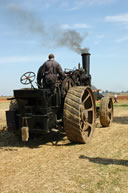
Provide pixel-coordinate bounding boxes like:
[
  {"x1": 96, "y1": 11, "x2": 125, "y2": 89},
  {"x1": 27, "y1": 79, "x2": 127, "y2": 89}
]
[{"x1": 0, "y1": 99, "x2": 128, "y2": 193}]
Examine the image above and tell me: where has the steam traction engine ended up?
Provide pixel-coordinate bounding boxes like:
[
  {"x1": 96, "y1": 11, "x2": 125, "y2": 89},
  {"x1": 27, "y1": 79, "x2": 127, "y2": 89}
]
[{"x1": 6, "y1": 53, "x2": 113, "y2": 143}]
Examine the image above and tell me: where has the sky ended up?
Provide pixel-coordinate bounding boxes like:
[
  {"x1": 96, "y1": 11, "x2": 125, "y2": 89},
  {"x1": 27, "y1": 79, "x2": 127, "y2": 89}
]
[{"x1": 0, "y1": 0, "x2": 128, "y2": 96}]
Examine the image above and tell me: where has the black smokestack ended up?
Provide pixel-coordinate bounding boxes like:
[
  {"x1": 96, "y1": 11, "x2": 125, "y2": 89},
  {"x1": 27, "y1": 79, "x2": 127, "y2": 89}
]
[{"x1": 81, "y1": 53, "x2": 90, "y2": 75}]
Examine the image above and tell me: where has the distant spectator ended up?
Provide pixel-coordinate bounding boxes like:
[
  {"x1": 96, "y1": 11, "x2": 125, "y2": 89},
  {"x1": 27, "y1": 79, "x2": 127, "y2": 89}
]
[{"x1": 114, "y1": 94, "x2": 118, "y2": 103}]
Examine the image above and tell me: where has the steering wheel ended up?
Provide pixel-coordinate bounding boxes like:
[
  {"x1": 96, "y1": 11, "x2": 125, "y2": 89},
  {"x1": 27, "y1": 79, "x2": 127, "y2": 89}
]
[{"x1": 20, "y1": 72, "x2": 36, "y2": 85}]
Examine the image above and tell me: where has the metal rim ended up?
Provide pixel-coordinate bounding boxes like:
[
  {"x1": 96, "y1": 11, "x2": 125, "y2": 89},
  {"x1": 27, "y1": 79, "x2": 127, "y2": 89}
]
[{"x1": 80, "y1": 87, "x2": 96, "y2": 142}]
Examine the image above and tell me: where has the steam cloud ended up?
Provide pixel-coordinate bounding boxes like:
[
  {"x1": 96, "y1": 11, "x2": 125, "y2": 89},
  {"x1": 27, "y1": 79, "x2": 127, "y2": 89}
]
[{"x1": 8, "y1": 4, "x2": 89, "y2": 54}]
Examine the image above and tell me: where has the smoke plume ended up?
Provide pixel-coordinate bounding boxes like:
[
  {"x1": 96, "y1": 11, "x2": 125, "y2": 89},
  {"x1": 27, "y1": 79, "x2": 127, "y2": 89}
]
[
  {"x1": 57, "y1": 30, "x2": 89, "y2": 54},
  {"x1": 8, "y1": 4, "x2": 45, "y2": 35},
  {"x1": 8, "y1": 4, "x2": 89, "y2": 54}
]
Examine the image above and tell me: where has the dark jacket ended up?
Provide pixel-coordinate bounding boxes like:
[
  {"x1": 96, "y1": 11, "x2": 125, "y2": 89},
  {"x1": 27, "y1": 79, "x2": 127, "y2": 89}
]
[{"x1": 37, "y1": 59, "x2": 65, "y2": 87}]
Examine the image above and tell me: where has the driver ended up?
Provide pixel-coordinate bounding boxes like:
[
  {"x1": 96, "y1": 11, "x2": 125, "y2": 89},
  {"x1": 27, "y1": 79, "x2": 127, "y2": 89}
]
[{"x1": 37, "y1": 53, "x2": 66, "y2": 88}]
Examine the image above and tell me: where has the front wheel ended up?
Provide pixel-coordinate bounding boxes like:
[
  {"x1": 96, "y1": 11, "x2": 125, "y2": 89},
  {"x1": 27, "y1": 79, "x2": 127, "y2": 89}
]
[{"x1": 99, "y1": 97, "x2": 113, "y2": 127}]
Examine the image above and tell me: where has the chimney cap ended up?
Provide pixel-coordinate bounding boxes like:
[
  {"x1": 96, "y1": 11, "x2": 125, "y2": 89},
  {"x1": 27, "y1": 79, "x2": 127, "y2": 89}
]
[{"x1": 81, "y1": 52, "x2": 90, "y2": 56}]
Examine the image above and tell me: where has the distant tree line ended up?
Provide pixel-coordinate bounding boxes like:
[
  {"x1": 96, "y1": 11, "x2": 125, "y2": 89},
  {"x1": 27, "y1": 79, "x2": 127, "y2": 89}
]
[{"x1": 102, "y1": 90, "x2": 128, "y2": 94}]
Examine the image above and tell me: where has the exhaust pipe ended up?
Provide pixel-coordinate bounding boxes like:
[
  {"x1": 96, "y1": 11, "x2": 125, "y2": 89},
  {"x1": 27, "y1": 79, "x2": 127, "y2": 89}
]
[{"x1": 81, "y1": 53, "x2": 90, "y2": 75}]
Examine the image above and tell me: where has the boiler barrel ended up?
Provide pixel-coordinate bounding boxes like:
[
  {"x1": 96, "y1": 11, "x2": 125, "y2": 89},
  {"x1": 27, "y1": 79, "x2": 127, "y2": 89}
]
[{"x1": 81, "y1": 53, "x2": 90, "y2": 75}]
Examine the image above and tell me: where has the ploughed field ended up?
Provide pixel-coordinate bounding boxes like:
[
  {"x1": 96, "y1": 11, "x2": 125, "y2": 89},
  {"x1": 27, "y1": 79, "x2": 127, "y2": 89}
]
[{"x1": 0, "y1": 96, "x2": 128, "y2": 193}]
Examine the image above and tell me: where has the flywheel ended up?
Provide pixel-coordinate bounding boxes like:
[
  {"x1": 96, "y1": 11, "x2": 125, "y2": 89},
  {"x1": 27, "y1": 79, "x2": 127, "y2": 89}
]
[
  {"x1": 63, "y1": 86, "x2": 96, "y2": 144},
  {"x1": 99, "y1": 96, "x2": 113, "y2": 127},
  {"x1": 61, "y1": 77, "x2": 75, "y2": 97}
]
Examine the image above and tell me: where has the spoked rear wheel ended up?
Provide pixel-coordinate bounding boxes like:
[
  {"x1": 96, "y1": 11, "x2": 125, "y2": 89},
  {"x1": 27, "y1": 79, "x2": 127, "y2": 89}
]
[
  {"x1": 99, "y1": 97, "x2": 113, "y2": 127},
  {"x1": 63, "y1": 86, "x2": 96, "y2": 144}
]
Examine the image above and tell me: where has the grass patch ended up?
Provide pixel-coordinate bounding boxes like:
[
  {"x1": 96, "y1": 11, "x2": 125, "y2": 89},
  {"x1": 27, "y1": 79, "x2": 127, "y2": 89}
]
[
  {"x1": 113, "y1": 103, "x2": 128, "y2": 107},
  {"x1": 96, "y1": 102, "x2": 128, "y2": 108}
]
